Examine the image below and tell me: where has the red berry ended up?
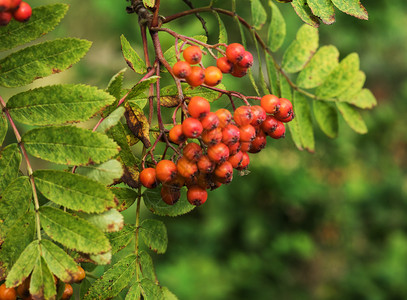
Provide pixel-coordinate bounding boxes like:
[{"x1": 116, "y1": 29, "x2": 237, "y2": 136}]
[
  {"x1": 250, "y1": 105, "x2": 267, "y2": 126},
  {"x1": 221, "y1": 124, "x2": 240, "y2": 146},
  {"x1": 260, "y1": 94, "x2": 280, "y2": 114},
  {"x1": 280, "y1": 113, "x2": 295, "y2": 123},
  {"x1": 0, "y1": 283, "x2": 17, "y2": 300},
  {"x1": 140, "y1": 168, "x2": 158, "y2": 189},
  {"x1": 197, "y1": 155, "x2": 216, "y2": 174},
  {"x1": 240, "y1": 141, "x2": 251, "y2": 152},
  {"x1": 215, "y1": 108, "x2": 232, "y2": 128},
  {"x1": 201, "y1": 127, "x2": 222, "y2": 145},
  {"x1": 239, "y1": 124, "x2": 256, "y2": 142},
  {"x1": 73, "y1": 266, "x2": 86, "y2": 283},
  {"x1": 230, "y1": 65, "x2": 248, "y2": 78},
  {"x1": 0, "y1": 0, "x2": 10, "y2": 12},
  {"x1": 156, "y1": 160, "x2": 177, "y2": 183},
  {"x1": 228, "y1": 142, "x2": 241, "y2": 156},
  {"x1": 226, "y1": 43, "x2": 245, "y2": 63},
  {"x1": 261, "y1": 116, "x2": 279, "y2": 135},
  {"x1": 200, "y1": 112, "x2": 219, "y2": 130},
  {"x1": 0, "y1": 11, "x2": 11, "y2": 26},
  {"x1": 177, "y1": 157, "x2": 198, "y2": 180},
  {"x1": 237, "y1": 51, "x2": 254, "y2": 68},
  {"x1": 186, "y1": 66, "x2": 205, "y2": 87},
  {"x1": 12, "y1": 1, "x2": 31, "y2": 22},
  {"x1": 237, "y1": 152, "x2": 250, "y2": 170},
  {"x1": 216, "y1": 56, "x2": 234, "y2": 73},
  {"x1": 182, "y1": 117, "x2": 203, "y2": 138},
  {"x1": 228, "y1": 151, "x2": 244, "y2": 169},
  {"x1": 207, "y1": 143, "x2": 229, "y2": 163},
  {"x1": 274, "y1": 98, "x2": 293, "y2": 121},
  {"x1": 62, "y1": 284, "x2": 73, "y2": 300},
  {"x1": 169, "y1": 124, "x2": 186, "y2": 144},
  {"x1": 204, "y1": 66, "x2": 223, "y2": 86},
  {"x1": 9, "y1": 0, "x2": 21, "y2": 10},
  {"x1": 183, "y1": 45, "x2": 202, "y2": 65},
  {"x1": 173, "y1": 61, "x2": 192, "y2": 79},
  {"x1": 196, "y1": 173, "x2": 211, "y2": 189},
  {"x1": 187, "y1": 186, "x2": 208, "y2": 206},
  {"x1": 214, "y1": 161, "x2": 233, "y2": 184},
  {"x1": 249, "y1": 130, "x2": 267, "y2": 153},
  {"x1": 268, "y1": 121, "x2": 285, "y2": 139},
  {"x1": 183, "y1": 142, "x2": 202, "y2": 162},
  {"x1": 234, "y1": 106, "x2": 253, "y2": 126},
  {"x1": 188, "y1": 96, "x2": 210, "y2": 119},
  {"x1": 161, "y1": 185, "x2": 181, "y2": 205}
]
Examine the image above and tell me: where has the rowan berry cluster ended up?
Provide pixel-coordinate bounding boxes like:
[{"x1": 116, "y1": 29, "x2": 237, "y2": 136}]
[
  {"x1": 172, "y1": 42, "x2": 253, "y2": 87},
  {"x1": 0, "y1": 266, "x2": 85, "y2": 300},
  {"x1": 0, "y1": 0, "x2": 32, "y2": 26},
  {"x1": 140, "y1": 94, "x2": 294, "y2": 206}
]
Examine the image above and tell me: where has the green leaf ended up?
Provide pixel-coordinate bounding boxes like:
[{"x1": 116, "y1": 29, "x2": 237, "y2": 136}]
[
  {"x1": 107, "y1": 123, "x2": 139, "y2": 170},
  {"x1": 313, "y1": 101, "x2": 338, "y2": 138},
  {"x1": 162, "y1": 286, "x2": 178, "y2": 300},
  {"x1": 143, "y1": 0, "x2": 155, "y2": 8},
  {"x1": 126, "y1": 282, "x2": 141, "y2": 300},
  {"x1": 107, "y1": 224, "x2": 136, "y2": 255},
  {"x1": 336, "y1": 102, "x2": 367, "y2": 134},
  {"x1": 0, "y1": 4, "x2": 69, "y2": 52},
  {"x1": 296, "y1": 45, "x2": 339, "y2": 89},
  {"x1": 30, "y1": 256, "x2": 56, "y2": 300},
  {"x1": 140, "y1": 278, "x2": 163, "y2": 299},
  {"x1": 307, "y1": 0, "x2": 335, "y2": 24},
  {"x1": 89, "y1": 251, "x2": 112, "y2": 265},
  {"x1": 215, "y1": 13, "x2": 228, "y2": 47},
  {"x1": 76, "y1": 159, "x2": 123, "y2": 186},
  {"x1": 0, "y1": 176, "x2": 31, "y2": 239},
  {"x1": 282, "y1": 24, "x2": 319, "y2": 73},
  {"x1": 291, "y1": 0, "x2": 320, "y2": 27},
  {"x1": 120, "y1": 35, "x2": 147, "y2": 74},
  {"x1": 252, "y1": 31, "x2": 270, "y2": 95},
  {"x1": 316, "y1": 53, "x2": 360, "y2": 99},
  {"x1": 143, "y1": 188, "x2": 195, "y2": 217},
  {"x1": 0, "y1": 38, "x2": 92, "y2": 88},
  {"x1": 0, "y1": 113, "x2": 7, "y2": 145},
  {"x1": 0, "y1": 143, "x2": 22, "y2": 194},
  {"x1": 164, "y1": 35, "x2": 207, "y2": 67},
  {"x1": 7, "y1": 84, "x2": 116, "y2": 126},
  {"x1": 331, "y1": 0, "x2": 368, "y2": 20},
  {"x1": 0, "y1": 212, "x2": 35, "y2": 281},
  {"x1": 40, "y1": 240, "x2": 78, "y2": 284},
  {"x1": 126, "y1": 76, "x2": 159, "y2": 102},
  {"x1": 84, "y1": 254, "x2": 137, "y2": 300},
  {"x1": 292, "y1": 91, "x2": 315, "y2": 152},
  {"x1": 138, "y1": 251, "x2": 157, "y2": 282},
  {"x1": 111, "y1": 187, "x2": 138, "y2": 212},
  {"x1": 77, "y1": 209, "x2": 124, "y2": 233},
  {"x1": 22, "y1": 126, "x2": 119, "y2": 166},
  {"x1": 34, "y1": 170, "x2": 117, "y2": 213},
  {"x1": 124, "y1": 102, "x2": 151, "y2": 148},
  {"x1": 265, "y1": 53, "x2": 280, "y2": 96},
  {"x1": 139, "y1": 219, "x2": 168, "y2": 254},
  {"x1": 6, "y1": 240, "x2": 39, "y2": 288},
  {"x1": 96, "y1": 107, "x2": 126, "y2": 134},
  {"x1": 346, "y1": 89, "x2": 377, "y2": 109},
  {"x1": 107, "y1": 68, "x2": 126, "y2": 100},
  {"x1": 268, "y1": 1, "x2": 286, "y2": 52},
  {"x1": 39, "y1": 206, "x2": 111, "y2": 254},
  {"x1": 338, "y1": 70, "x2": 365, "y2": 100},
  {"x1": 80, "y1": 279, "x2": 92, "y2": 300},
  {"x1": 251, "y1": 0, "x2": 267, "y2": 30}
]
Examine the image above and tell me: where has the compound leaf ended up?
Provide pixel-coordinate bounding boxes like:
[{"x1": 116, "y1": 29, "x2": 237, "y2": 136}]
[
  {"x1": 291, "y1": 0, "x2": 320, "y2": 27},
  {"x1": 39, "y1": 206, "x2": 111, "y2": 254},
  {"x1": 22, "y1": 126, "x2": 119, "y2": 166},
  {"x1": 0, "y1": 38, "x2": 92, "y2": 88},
  {"x1": 139, "y1": 219, "x2": 168, "y2": 254},
  {"x1": 107, "y1": 224, "x2": 136, "y2": 255},
  {"x1": 143, "y1": 188, "x2": 195, "y2": 217},
  {"x1": 338, "y1": 70, "x2": 366, "y2": 100},
  {"x1": 77, "y1": 209, "x2": 124, "y2": 233},
  {"x1": 331, "y1": 0, "x2": 368, "y2": 20},
  {"x1": 336, "y1": 102, "x2": 367, "y2": 134},
  {"x1": 268, "y1": 1, "x2": 286, "y2": 52},
  {"x1": 29, "y1": 256, "x2": 56, "y2": 300},
  {"x1": 140, "y1": 278, "x2": 163, "y2": 299},
  {"x1": 138, "y1": 251, "x2": 157, "y2": 282},
  {"x1": 110, "y1": 187, "x2": 138, "y2": 212},
  {"x1": 7, "y1": 84, "x2": 115, "y2": 125},
  {"x1": 251, "y1": 0, "x2": 267, "y2": 30},
  {"x1": 76, "y1": 159, "x2": 123, "y2": 186},
  {"x1": 120, "y1": 35, "x2": 147, "y2": 74},
  {"x1": 0, "y1": 143, "x2": 22, "y2": 194},
  {"x1": 313, "y1": 100, "x2": 338, "y2": 138},
  {"x1": 307, "y1": 0, "x2": 335, "y2": 25}
]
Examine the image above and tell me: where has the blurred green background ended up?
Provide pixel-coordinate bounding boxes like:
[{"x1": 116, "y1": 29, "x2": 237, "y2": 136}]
[{"x1": 2, "y1": 0, "x2": 407, "y2": 299}]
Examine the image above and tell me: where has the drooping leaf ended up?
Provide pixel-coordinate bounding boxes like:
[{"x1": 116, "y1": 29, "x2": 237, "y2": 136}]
[
  {"x1": 76, "y1": 159, "x2": 123, "y2": 186},
  {"x1": 296, "y1": 45, "x2": 339, "y2": 89},
  {"x1": 214, "y1": 12, "x2": 227, "y2": 47},
  {"x1": 292, "y1": 91, "x2": 315, "y2": 152},
  {"x1": 346, "y1": 89, "x2": 377, "y2": 109},
  {"x1": 6, "y1": 240, "x2": 39, "y2": 288},
  {"x1": 252, "y1": 31, "x2": 270, "y2": 95},
  {"x1": 331, "y1": 0, "x2": 368, "y2": 20},
  {"x1": 84, "y1": 254, "x2": 137, "y2": 300},
  {"x1": 7, "y1": 84, "x2": 115, "y2": 125},
  {"x1": 40, "y1": 239, "x2": 78, "y2": 284},
  {"x1": 143, "y1": 188, "x2": 195, "y2": 217},
  {"x1": 110, "y1": 187, "x2": 138, "y2": 212},
  {"x1": 77, "y1": 209, "x2": 124, "y2": 233},
  {"x1": 139, "y1": 219, "x2": 168, "y2": 254},
  {"x1": 164, "y1": 35, "x2": 207, "y2": 67},
  {"x1": 336, "y1": 102, "x2": 367, "y2": 134},
  {"x1": 140, "y1": 278, "x2": 164, "y2": 299},
  {"x1": 124, "y1": 102, "x2": 151, "y2": 148},
  {"x1": 251, "y1": 0, "x2": 267, "y2": 30},
  {"x1": 138, "y1": 251, "x2": 157, "y2": 282},
  {"x1": 0, "y1": 4, "x2": 69, "y2": 52},
  {"x1": 0, "y1": 143, "x2": 22, "y2": 194},
  {"x1": 39, "y1": 206, "x2": 111, "y2": 254},
  {"x1": 0, "y1": 38, "x2": 92, "y2": 88},
  {"x1": 0, "y1": 213, "x2": 35, "y2": 281},
  {"x1": 265, "y1": 53, "x2": 280, "y2": 96},
  {"x1": 313, "y1": 100, "x2": 338, "y2": 138},
  {"x1": 307, "y1": 0, "x2": 335, "y2": 24},
  {"x1": 96, "y1": 107, "x2": 126, "y2": 134},
  {"x1": 30, "y1": 256, "x2": 56, "y2": 300},
  {"x1": 34, "y1": 170, "x2": 117, "y2": 213},
  {"x1": 316, "y1": 53, "x2": 360, "y2": 100},
  {"x1": 120, "y1": 35, "x2": 147, "y2": 74},
  {"x1": 0, "y1": 176, "x2": 31, "y2": 239},
  {"x1": 291, "y1": 0, "x2": 320, "y2": 27},
  {"x1": 107, "y1": 224, "x2": 136, "y2": 255},
  {"x1": 22, "y1": 126, "x2": 119, "y2": 166},
  {"x1": 268, "y1": 1, "x2": 286, "y2": 52},
  {"x1": 0, "y1": 113, "x2": 7, "y2": 145},
  {"x1": 282, "y1": 24, "x2": 319, "y2": 73}
]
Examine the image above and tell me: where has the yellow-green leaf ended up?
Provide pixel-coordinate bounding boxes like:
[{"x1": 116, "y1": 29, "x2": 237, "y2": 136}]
[
  {"x1": 251, "y1": 0, "x2": 267, "y2": 30},
  {"x1": 307, "y1": 0, "x2": 335, "y2": 25},
  {"x1": 336, "y1": 102, "x2": 367, "y2": 134},
  {"x1": 291, "y1": 0, "x2": 320, "y2": 27},
  {"x1": 331, "y1": 0, "x2": 368, "y2": 20},
  {"x1": 313, "y1": 100, "x2": 338, "y2": 138},
  {"x1": 120, "y1": 35, "x2": 147, "y2": 74}
]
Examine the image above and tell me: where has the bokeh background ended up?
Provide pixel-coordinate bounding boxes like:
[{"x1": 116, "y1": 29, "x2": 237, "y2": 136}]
[{"x1": 1, "y1": 0, "x2": 407, "y2": 299}]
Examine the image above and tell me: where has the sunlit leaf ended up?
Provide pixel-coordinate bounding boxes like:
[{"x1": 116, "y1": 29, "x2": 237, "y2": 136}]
[
  {"x1": 307, "y1": 0, "x2": 335, "y2": 25},
  {"x1": 331, "y1": 0, "x2": 368, "y2": 20},
  {"x1": 76, "y1": 159, "x2": 123, "y2": 186},
  {"x1": 107, "y1": 224, "x2": 136, "y2": 255},
  {"x1": 251, "y1": 0, "x2": 267, "y2": 30},
  {"x1": 30, "y1": 256, "x2": 56, "y2": 300},
  {"x1": 120, "y1": 35, "x2": 147, "y2": 74},
  {"x1": 346, "y1": 89, "x2": 377, "y2": 109},
  {"x1": 291, "y1": 0, "x2": 320, "y2": 27},
  {"x1": 292, "y1": 91, "x2": 315, "y2": 152},
  {"x1": 336, "y1": 102, "x2": 367, "y2": 134},
  {"x1": 313, "y1": 100, "x2": 338, "y2": 138},
  {"x1": 77, "y1": 209, "x2": 124, "y2": 233}
]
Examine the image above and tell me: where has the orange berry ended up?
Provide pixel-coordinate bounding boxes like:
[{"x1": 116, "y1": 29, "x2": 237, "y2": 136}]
[
  {"x1": 230, "y1": 65, "x2": 248, "y2": 78},
  {"x1": 183, "y1": 45, "x2": 202, "y2": 65},
  {"x1": 0, "y1": 0, "x2": 11, "y2": 12},
  {"x1": 239, "y1": 124, "x2": 256, "y2": 142},
  {"x1": 61, "y1": 284, "x2": 73, "y2": 300},
  {"x1": 188, "y1": 96, "x2": 210, "y2": 119},
  {"x1": 274, "y1": 98, "x2": 293, "y2": 120},
  {"x1": 250, "y1": 105, "x2": 267, "y2": 126},
  {"x1": 16, "y1": 278, "x2": 30, "y2": 299},
  {"x1": 9, "y1": 0, "x2": 21, "y2": 10},
  {"x1": 0, "y1": 283, "x2": 17, "y2": 300},
  {"x1": 268, "y1": 121, "x2": 285, "y2": 139},
  {"x1": 200, "y1": 112, "x2": 219, "y2": 131},
  {"x1": 73, "y1": 266, "x2": 86, "y2": 283},
  {"x1": 177, "y1": 157, "x2": 198, "y2": 180},
  {"x1": 186, "y1": 66, "x2": 205, "y2": 87},
  {"x1": 226, "y1": 43, "x2": 245, "y2": 63},
  {"x1": 237, "y1": 51, "x2": 254, "y2": 68},
  {"x1": 202, "y1": 127, "x2": 222, "y2": 145},
  {"x1": 261, "y1": 116, "x2": 279, "y2": 135},
  {"x1": 216, "y1": 56, "x2": 234, "y2": 73},
  {"x1": 182, "y1": 117, "x2": 203, "y2": 138},
  {"x1": 228, "y1": 151, "x2": 244, "y2": 169},
  {"x1": 249, "y1": 130, "x2": 267, "y2": 153},
  {"x1": 161, "y1": 185, "x2": 181, "y2": 205},
  {"x1": 260, "y1": 94, "x2": 280, "y2": 114},
  {"x1": 237, "y1": 152, "x2": 250, "y2": 170},
  {"x1": 240, "y1": 141, "x2": 252, "y2": 152},
  {"x1": 234, "y1": 106, "x2": 253, "y2": 126},
  {"x1": 169, "y1": 124, "x2": 186, "y2": 145},
  {"x1": 214, "y1": 161, "x2": 234, "y2": 184},
  {"x1": 215, "y1": 108, "x2": 232, "y2": 128},
  {"x1": 156, "y1": 160, "x2": 177, "y2": 183},
  {"x1": 0, "y1": 11, "x2": 12, "y2": 26},
  {"x1": 187, "y1": 186, "x2": 208, "y2": 206},
  {"x1": 204, "y1": 66, "x2": 223, "y2": 86},
  {"x1": 183, "y1": 142, "x2": 203, "y2": 162},
  {"x1": 173, "y1": 61, "x2": 192, "y2": 79},
  {"x1": 207, "y1": 143, "x2": 229, "y2": 163},
  {"x1": 222, "y1": 124, "x2": 240, "y2": 146},
  {"x1": 140, "y1": 168, "x2": 158, "y2": 189},
  {"x1": 228, "y1": 141, "x2": 241, "y2": 156},
  {"x1": 197, "y1": 155, "x2": 216, "y2": 174}
]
